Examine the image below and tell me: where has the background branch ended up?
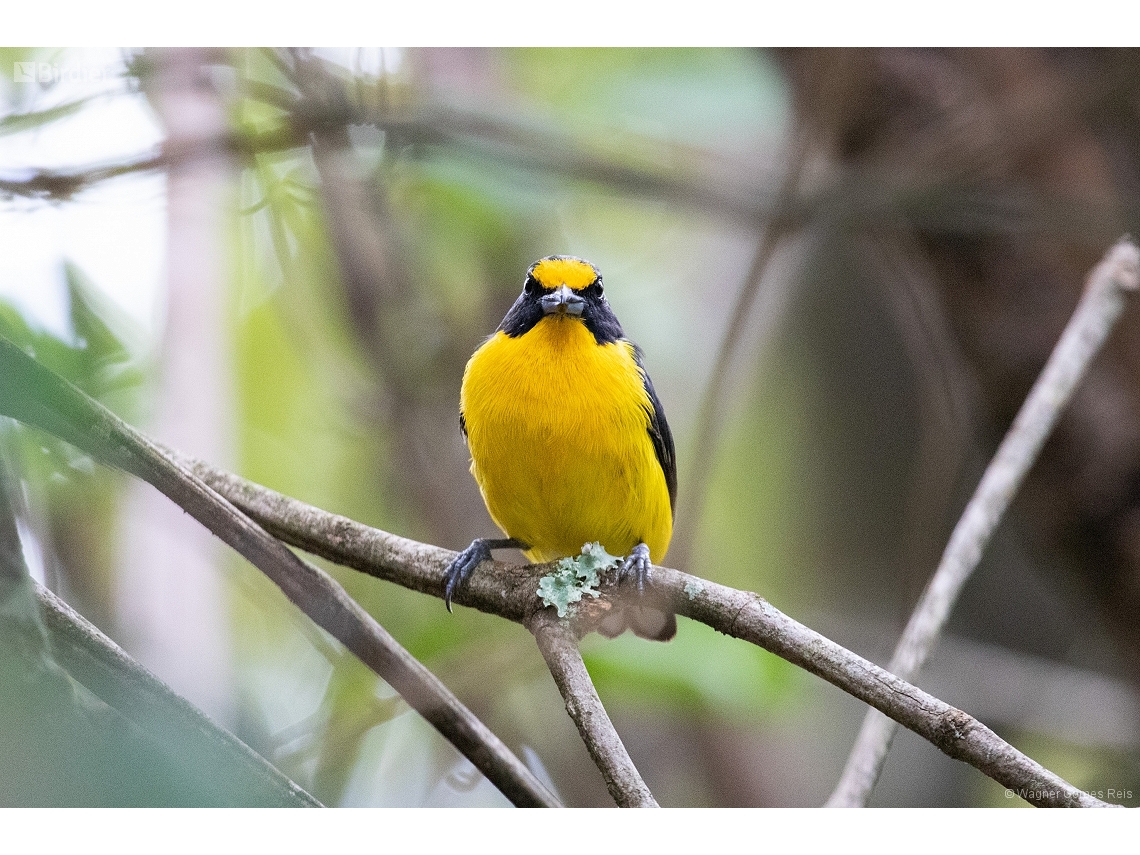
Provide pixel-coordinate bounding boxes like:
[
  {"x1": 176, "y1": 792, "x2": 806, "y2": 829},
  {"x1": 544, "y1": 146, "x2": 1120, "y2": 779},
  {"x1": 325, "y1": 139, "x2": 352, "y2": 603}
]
[
  {"x1": 6, "y1": 68, "x2": 1136, "y2": 249},
  {"x1": 828, "y1": 237, "x2": 1140, "y2": 807},
  {"x1": 655, "y1": 568, "x2": 1112, "y2": 807},
  {"x1": 670, "y1": 131, "x2": 808, "y2": 568}
]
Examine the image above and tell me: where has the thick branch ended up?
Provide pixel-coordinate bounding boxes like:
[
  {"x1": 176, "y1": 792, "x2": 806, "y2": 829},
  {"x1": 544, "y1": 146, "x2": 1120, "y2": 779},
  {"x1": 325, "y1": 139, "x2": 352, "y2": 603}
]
[
  {"x1": 182, "y1": 457, "x2": 1115, "y2": 806},
  {"x1": 528, "y1": 611, "x2": 658, "y2": 808},
  {"x1": 0, "y1": 338, "x2": 559, "y2": 809},
  {"x1": 828, "y1": 237, "x2": 1140, "y2": 807}
]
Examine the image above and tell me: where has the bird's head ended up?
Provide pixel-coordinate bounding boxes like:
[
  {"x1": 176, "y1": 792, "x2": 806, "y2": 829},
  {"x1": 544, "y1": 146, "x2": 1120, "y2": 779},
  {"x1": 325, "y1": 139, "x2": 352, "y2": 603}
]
[{"x1": 498, "y1": 255, "x2": 624, "y2": 344}]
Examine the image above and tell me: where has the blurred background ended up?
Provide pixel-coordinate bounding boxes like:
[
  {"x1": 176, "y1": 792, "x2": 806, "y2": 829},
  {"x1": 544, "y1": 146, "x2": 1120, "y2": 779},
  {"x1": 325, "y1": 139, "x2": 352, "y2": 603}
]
[{"x1": 1, "y1": 46, "x2": 1139, "y2": 807}]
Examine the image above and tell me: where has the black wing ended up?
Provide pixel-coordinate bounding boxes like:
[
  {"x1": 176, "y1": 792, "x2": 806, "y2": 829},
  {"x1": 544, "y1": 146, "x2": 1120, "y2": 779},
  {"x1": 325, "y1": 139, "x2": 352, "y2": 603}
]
[{"x1": 633, "y1": 344, "x2": 677, "y2": 515}]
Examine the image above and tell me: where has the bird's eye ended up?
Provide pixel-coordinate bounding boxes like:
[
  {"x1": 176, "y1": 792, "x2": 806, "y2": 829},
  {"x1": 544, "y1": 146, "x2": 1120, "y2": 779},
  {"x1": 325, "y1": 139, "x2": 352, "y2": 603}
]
[
  {"x1": 595, "y1": 279, "x2": 604, "y2": 295},
  {"x1": 524, "y1": 277, "x2": 537, "y2": 295}
]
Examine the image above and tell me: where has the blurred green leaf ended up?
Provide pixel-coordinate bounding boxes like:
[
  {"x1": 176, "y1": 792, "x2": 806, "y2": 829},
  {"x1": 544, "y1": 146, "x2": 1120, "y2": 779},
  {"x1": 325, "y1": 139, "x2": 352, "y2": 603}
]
[
  {"x1": 0, "y1": 456, "x2": 316, "y2": 806},
  {"x1": 64, "y1": 262, "x2": 148, "y2": 417},
  {"x1": 309, "y1": 656, "x2": 405, "y2": 805}
]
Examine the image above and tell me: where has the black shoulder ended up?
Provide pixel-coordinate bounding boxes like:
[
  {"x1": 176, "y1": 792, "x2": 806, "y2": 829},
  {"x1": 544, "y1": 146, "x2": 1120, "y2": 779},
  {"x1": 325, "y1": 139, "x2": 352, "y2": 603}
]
[
  {"x1": 459, "y1": 411, "x2": 468, "y2": 439},
  {"x1": 582, "y1": 292, "x2": 624, "y2": 345},
  {"x1": 632, "y1": 343, "x2": 677, "y2": 514}
]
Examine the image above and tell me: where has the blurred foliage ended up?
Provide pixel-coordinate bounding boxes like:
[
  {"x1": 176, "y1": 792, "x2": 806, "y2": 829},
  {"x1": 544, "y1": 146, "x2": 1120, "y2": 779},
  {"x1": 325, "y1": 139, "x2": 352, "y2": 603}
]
[
  {"x1": 0, "y1": 319, "x2": 313, "y2": 805},
  {"x1": 582, "y1": 621, "x2": 797, "y2": 720},
  {"x1": 0, "y1": 546, "x2": 316, "y2": 805},
  {"x1": 0, "y1": 263, "x2": 145, "y2": 407},
  {"x1": 0, "y1": 264, "x2": 147, "y2": 627}
]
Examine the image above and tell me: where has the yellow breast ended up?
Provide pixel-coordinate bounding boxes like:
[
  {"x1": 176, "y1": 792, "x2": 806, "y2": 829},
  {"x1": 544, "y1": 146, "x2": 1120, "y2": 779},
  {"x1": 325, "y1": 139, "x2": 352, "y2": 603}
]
[{"x1": 460, "y1": 316, "x2": 673, "y2": 564}]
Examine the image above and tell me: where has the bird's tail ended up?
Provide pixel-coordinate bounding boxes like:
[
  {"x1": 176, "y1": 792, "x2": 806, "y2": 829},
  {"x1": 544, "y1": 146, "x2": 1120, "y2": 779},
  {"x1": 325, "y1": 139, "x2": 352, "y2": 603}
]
[{"x1": 598, "y1": 606, "x2": 677, "y2": 642}]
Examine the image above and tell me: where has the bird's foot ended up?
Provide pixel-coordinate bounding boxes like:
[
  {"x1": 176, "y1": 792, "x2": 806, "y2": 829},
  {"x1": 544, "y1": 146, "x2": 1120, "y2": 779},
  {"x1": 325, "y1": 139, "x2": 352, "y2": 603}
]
[
  {"x1": 443, "y1": 537, "x2": 526, "y2": 612},
  {"x1": 618, "y1": 542, "x2": 653, "y2": 596},
  {"x1": 614, "y1": 542, "x2": 676, "y2": 640}
]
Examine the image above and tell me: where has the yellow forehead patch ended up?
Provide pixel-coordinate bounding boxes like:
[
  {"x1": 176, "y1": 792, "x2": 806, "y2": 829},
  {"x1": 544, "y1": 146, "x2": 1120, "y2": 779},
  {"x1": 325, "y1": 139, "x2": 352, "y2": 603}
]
[{"x1": 530, "y1": 256, "x2": 599, "y2": 292}]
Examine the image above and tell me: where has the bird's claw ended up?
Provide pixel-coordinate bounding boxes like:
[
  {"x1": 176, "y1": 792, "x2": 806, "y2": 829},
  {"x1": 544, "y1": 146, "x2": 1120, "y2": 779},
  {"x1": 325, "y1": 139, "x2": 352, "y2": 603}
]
[
  {"x1": 443, "y1": 537, "x2": 526, "y2": 612},
  {"x1": 443, "y1": 542, "x2": 492, "y2": 612},
  {"x1": 618, "y1": 542, "x2": 653, "y2": 596}
]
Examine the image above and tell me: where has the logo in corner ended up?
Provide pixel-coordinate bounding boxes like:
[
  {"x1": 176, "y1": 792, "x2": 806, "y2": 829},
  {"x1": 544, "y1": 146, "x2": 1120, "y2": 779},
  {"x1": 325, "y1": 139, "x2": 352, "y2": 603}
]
[{"x1": 13, "y1": 62, "x2": 36, "y2": 83}]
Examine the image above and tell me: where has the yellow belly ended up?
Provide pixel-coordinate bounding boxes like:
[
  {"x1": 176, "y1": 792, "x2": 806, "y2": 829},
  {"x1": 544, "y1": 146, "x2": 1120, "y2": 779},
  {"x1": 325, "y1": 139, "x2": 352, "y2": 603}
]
[{"x1": 461, "y1": 317, "x2": 673, "y2": 564}]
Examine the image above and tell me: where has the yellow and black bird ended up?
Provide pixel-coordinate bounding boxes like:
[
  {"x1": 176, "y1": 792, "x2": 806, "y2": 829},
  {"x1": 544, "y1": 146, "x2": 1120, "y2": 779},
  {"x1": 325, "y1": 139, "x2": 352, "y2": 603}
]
[{"x1": 443, "y1": 255, "x2": 677, "y2": 641}]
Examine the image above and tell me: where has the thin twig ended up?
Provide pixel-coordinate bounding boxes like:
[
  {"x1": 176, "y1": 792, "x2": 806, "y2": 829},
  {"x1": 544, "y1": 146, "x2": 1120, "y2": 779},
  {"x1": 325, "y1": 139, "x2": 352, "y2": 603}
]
[
  {"x1": 827, "y1": 237, "x2": 1140, "y2": 808},
  {"x1": 0, "y1": 338, "x2": 560, "y2": 809},
  {"x1": 180, "y1": 455, "x2": 1117, "y2": 806},
  {"x1": 527, "y1": 611, "x2": 658, "y2": 808},
  {"x1": 0, "y1": 154, "x2": 167, "y2": 200}
]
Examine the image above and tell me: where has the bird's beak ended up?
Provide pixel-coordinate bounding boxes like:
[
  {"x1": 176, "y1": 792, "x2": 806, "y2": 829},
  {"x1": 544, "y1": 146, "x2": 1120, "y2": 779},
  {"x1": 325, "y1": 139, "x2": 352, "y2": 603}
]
[{"x1": 540, "y1": 284, "x2": 585, "y2": 317}]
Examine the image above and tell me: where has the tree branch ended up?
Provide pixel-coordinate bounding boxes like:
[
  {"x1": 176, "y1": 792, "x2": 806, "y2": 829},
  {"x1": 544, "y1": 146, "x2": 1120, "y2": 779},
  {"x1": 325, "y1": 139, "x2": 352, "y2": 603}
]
[
  {"x1": 527, "y1": 611, "x2": 658, "y2": 808},
  {"x1": 827, "y1": 237, "x2": 1140, "y2": 807},
  {"x1": 0, "y1": 337, "x2": 560, "y2": 809},
  {"x1": 179, "y1": 454, "x2": 1117, "y2": 806},
  {"x1": 658, "y1": 568, "x2": 1113, "y2": 807}
]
